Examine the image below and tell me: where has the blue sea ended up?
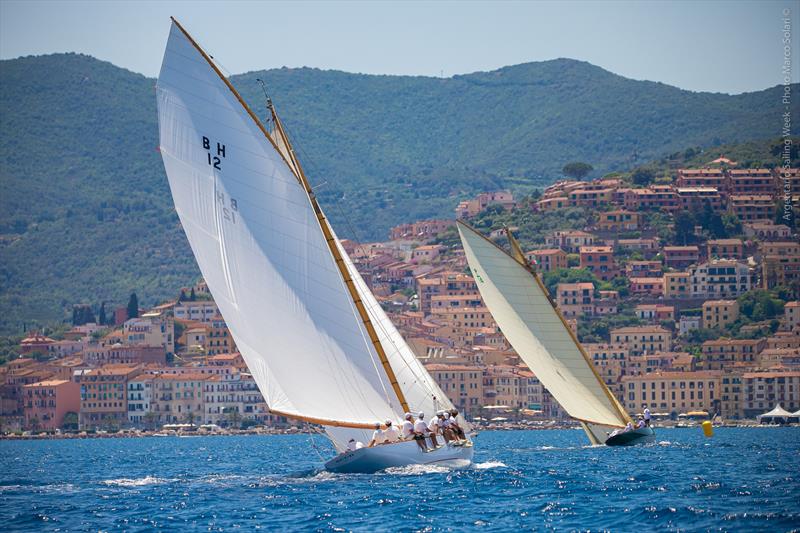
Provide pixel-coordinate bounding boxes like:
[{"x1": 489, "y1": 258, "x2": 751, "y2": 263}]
[{"x1": 1, "y1": 428, "x2": 798, "y2": 531}]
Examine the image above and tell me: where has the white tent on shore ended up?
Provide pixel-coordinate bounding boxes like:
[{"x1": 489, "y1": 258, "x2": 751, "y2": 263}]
[{"x1": 757, "y1": 404, "x2": 795, "y2": 424}]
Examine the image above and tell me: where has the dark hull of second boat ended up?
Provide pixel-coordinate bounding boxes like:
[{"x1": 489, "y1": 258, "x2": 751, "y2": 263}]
[{"x1": 605, "y1": 426, "x2": 656, "y2": 446}]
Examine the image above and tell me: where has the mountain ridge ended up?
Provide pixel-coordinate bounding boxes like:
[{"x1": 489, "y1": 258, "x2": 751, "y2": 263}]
[{"x1": 0, "y1": 52, "x2": 797, "y2": 333}]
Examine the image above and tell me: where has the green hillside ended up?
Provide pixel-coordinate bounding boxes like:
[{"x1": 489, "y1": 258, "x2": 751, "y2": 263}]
[{"x1": 0, "y1": 53, "x2": 797, "y2": 332}]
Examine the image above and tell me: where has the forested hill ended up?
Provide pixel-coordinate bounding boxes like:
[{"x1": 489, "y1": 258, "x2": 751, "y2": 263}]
[{"x1": 0, "y1": 52, "x2": 797, "y2": 332}]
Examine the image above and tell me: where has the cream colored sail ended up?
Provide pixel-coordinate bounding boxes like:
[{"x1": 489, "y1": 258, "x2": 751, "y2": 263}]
[
  {"x1": 457, "y1": 221, "x2": 629, "y2": 437},
  {"x1": 157, "y1": 19, "x2": 403, "y2": 429}
]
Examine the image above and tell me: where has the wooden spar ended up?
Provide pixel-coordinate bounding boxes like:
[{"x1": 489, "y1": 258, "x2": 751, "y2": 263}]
[
  {"x1": 269, "y1": 108, "x2": 411, "y2": 414},
  {"x1": 458, "y1": 220, "x2": 632, "y2": 426},
  {"x1": 580, "y1": 421, "x2": 602, "y2": 444},
  {"x1": 269, "y1": 408, "x2": 384, "y2": 429},
  {"x1": 169, "y1": 17, "x2": 410, "y2": 415}
]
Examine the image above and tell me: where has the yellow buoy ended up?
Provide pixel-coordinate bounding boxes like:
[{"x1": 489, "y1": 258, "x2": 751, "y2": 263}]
[{"x1": 702, "y1": 420, "x2": 714, "y2": 438}]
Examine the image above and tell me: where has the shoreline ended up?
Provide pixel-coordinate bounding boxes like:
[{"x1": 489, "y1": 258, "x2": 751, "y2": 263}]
[{"x1": 2, "y1": 420, "x2": 795, "y2": 441}]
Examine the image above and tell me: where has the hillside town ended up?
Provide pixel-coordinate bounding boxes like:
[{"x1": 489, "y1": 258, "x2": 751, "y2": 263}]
[{"x1": 2, "y1": 164, "x2": 800, "y2": 434}]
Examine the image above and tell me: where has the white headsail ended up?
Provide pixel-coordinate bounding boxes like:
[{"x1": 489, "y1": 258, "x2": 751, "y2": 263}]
[
  {"x1": 157, "y1": 19, "x2": 403, "y2": 428},
  {"x1": 457, "y1": 221, "x2": 629, "y2": 439},
  {"x1": 265, "y1": 102, "x2": 462, "y2": 447}
]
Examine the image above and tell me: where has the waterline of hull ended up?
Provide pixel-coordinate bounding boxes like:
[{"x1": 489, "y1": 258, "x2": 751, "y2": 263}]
[
  {"x1": 325, "y1": 439, "x2": 474, "y2": 473},
  {"x1": 605, "y1": 426, "x2": 656, "y2": 446}
]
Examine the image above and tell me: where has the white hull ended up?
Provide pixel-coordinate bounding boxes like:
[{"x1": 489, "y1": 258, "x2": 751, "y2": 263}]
[{"x1": 325, "y1": 439, "x2": 474, "y2": 474}]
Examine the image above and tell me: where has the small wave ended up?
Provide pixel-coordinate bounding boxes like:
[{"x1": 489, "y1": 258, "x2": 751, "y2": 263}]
[
  {"x1": 473, "y1": 461, "x2": 506, "y2": 470},
  {"x1": 100, "y1": 476, "x2": 172, "y2": 487},
  {"x1": 658, "y1": 441, "x2": 672, "y2": 446}
]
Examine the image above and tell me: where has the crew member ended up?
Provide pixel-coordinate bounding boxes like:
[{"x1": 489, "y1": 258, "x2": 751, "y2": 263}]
[
  {"x1": 413, "y1": 411, "x2": 429, "y2": 451},
  {"x1": 401, "y1": 412, "x2": 415, "y2": 440},
  {"x1": 368, "y1": 422, "x2": 385, "y2": 447},
  {"x1": 427, "y1": 411, "x2": 442, "y2": 448},
  {"x1": 383, "y1": 419, "x2": 399, "y2": 443},
  {"x1": 449, "y1": 409, "x2": 466, "y2": 440}
]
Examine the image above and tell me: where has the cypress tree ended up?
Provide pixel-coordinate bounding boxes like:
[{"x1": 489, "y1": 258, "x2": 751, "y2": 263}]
[
  {"x1": 127, "y1": 292, "x2": 139, "y2": 319},
  {"x1": 99, "y1": 302, "x2": 107, "y2": 325}
]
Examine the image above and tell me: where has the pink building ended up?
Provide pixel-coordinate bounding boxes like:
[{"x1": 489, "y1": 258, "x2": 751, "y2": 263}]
[
  {"x1": 629, "y1": 277, "x2": 665, "y2": 297},
  {"x1": 23, "y1": 380, "x2": 81, "y2": 430},
  {"x1": 579, "y1": 246, "x2": 617, "y2": 281}
]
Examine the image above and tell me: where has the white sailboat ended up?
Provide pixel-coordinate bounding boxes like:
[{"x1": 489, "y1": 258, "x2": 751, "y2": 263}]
[
  {"x1": 155, "y1": 18, "x2": 472, "y2": 473},
  {"x1": 457, "y1": 221, "x2": 654, "y2": 446}
]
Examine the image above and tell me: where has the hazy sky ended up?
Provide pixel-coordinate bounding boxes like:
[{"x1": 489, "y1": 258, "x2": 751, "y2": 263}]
[{"x1": 1, "y1": 0, "x2": 798, "y2": 94}]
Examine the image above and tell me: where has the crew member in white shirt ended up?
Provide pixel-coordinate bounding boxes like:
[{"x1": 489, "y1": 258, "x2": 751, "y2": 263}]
[
  {"x1": 368, "y1": 422, "x2": 385, "y2": 447},
  {"x1": 643, "y1": 408, "x2": 652, "y2": 427},
  {"x1": 441, "y1": 411, "x2": 454, "y2": 441},
  {"x1": 401, "y1": 412, "x2": 415, "y2": 440},
  {"x1": 427, "y1": 412, "x2": 442, "y2": 448},
  {"x1": 346, "y1": 438, "x2": 364, "y2": 452},
  {"x1": 413, "y1": 411, "x2": 430, "y2": 451},
  {"x1": 449, "y1": 409, "x2": 466, "y2": 440},
  {"x1": 382, "y1": 419, "x2": 400, "y2": 443},
  {"x1": 436, "y1": 411, "x2": 451, "y2": 442}
]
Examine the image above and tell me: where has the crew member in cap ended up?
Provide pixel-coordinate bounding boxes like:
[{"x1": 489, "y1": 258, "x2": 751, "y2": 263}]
[
  {"x1": 413, "y1": 411, "x2": 430, "y2": 451},
  {"x1": 449, "y1": 409, "x2": 466, "y2": 440},
  {"x1": 382, "y1": 419, "x2": 399, "y2": 443},
  {"x1": 441, "y1": 411, "x2": 455, "y2": 441},
  {"x1": 401, "y1": 412, "x2": 415, "y2": 440},
  {"x1": 427, "y1": 411, "x2": 442, "y2": 448},
  {"x1": 347, "y1": 438, "x2": 364, "y2": 452},
  {"x1": 368, "y1": 422, "x2": 385, "y2": 448},
  {"x1": 436, "y1": 411, "x2": 451, "y2": 442}
]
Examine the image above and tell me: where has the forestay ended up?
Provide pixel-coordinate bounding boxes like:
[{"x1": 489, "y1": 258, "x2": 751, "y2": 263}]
[
  {"x1": 156, "y1": 20, "x2": 400, "y2": 427},
  {"x1": 458, "y1": 222, "x2": 627, "y2": 429}
]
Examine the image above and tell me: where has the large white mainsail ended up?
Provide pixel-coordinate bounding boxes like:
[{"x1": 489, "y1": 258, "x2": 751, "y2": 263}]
[
  {"x1": 457, "y1": 221, "x2": 630, "y2": 442},
  {"x1": 157, "y1": 19, "x2": 403, "y2": 428}
]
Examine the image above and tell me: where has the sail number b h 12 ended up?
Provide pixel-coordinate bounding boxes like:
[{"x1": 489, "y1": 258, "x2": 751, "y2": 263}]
[{"x1": 203, "y1": 136, "x2": 226, "y2": 170}]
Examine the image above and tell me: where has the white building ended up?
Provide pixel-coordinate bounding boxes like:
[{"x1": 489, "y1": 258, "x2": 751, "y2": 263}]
[
  {"x1": 174, "y1": 301, "x2": 220, "y2": 323},
  {"x1": 689, "y1": 260, "x2": 751, "y2": 298},
  {"x1": 127, "y1": 375, "x2": 154, "y2": 426}
]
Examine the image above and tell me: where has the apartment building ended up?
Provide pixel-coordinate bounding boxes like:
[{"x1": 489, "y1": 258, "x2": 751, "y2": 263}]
[
  {"x1": 596, "y1": 210, "x2": 641, "y2": 232},
  {"x1": 557, "y1": 282, "x2": 595, "y2": 318},
  {"x1": 622, "y1": 371, "x2": 722, "y2": 414},
  {"x1": 707, "y1": 239, "x2": 745, "y2": 260},
  {"x1": 23, "y1": 379, "x2": 80, "y2": 430},
  {"x1": 610, "y1": 326, "x2": 672, "y2": 356},
  {"x1": 526, "y1": 248, "x2": 568, "y2": 272},
  {"x1": 663, "y1": 271, "x2": 691, "y2": 298},
  {"x1": 728, "y1": 195, "x2": 774, "y2": 222},
  {"x1": 424, "y1": 364, "x2": 484, "y2": 416},
  {"x1": 701, "y1": 338, "x2": 766, "y2": 370},
  {"x1": 76, "y1": 364, "x2": 141, "y2": 429},
  {"x1": 690, "y1": 260, "x2": 751, "y2": 298},
  {"x1": 741, "y1": 371, "x2": 800, "y2": 418},
  {"x1": 728, "y1": 168, "x2": 775, "y2": 196},
  {"x1": 702, "y1": 300, "x2": 740, "y2": 330},
  {"x1": 579, "y1": 245, "x2": 617, "y2": 281},
  {"x1": 663, "y1": 246, "x2": 700, "y2": 269}
]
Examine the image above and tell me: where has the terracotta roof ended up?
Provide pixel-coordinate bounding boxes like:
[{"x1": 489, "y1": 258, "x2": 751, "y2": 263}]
[{"x1": 25, "y1": 379, "x2": 70, "y2": 387}]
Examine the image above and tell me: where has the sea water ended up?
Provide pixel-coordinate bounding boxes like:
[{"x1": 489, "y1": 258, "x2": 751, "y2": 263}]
[{"x1": 1, "y1": 428, "x2": 798, "y2": 531}]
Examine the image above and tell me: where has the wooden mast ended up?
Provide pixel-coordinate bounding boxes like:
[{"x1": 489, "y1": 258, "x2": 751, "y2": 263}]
[
  {"x1": 168, "y1": 17, "x2": 410, "y2": 416},
  {"x1": 461, "y1": 220, "x2": 632, "y2": 426}
]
